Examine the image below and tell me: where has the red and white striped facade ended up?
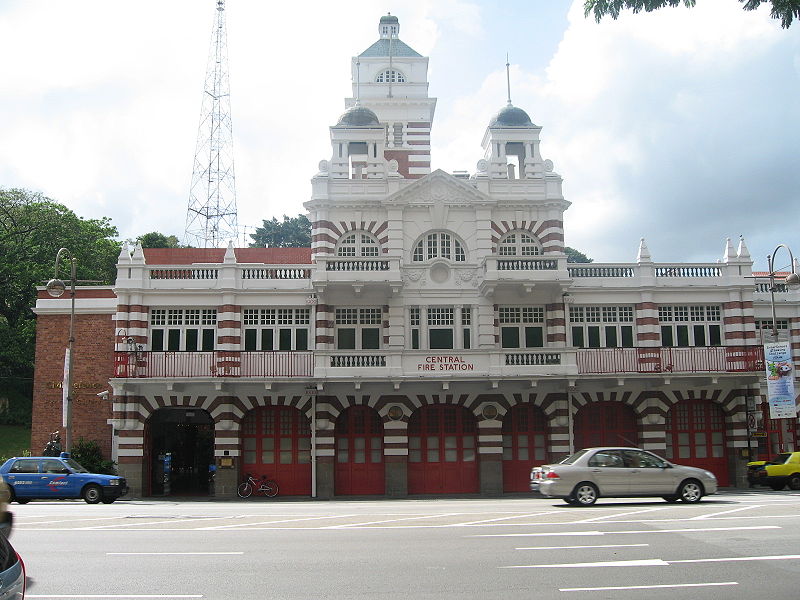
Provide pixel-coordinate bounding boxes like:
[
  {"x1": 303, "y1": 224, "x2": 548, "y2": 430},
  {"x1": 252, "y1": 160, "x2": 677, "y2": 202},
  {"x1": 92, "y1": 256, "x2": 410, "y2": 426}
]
[{"x1": 32, "y1": 15, "x2": 800, "y2": 499}]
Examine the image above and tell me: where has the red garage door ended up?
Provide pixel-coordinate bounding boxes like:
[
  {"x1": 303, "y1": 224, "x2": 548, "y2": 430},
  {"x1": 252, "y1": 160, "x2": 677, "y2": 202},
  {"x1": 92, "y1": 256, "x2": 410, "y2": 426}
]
[
  {"x1": 666, "y1": 400, "x2": 729, "y2": 486},
  {"x1": 408, "y1": 405, "x2": 478, "y2": 494},
  {"x1": 502, "y1": 404, "x2": 550, "y2": 492},
  {"x1": 241, "y1": 406, "x2": 311, "y2": 496},
  {"x1": 574, "y1": 401, "x2": 639, "y2": 449},
  {"x1": 335, "y1": 406, "x2": 385, "y2": 495}
]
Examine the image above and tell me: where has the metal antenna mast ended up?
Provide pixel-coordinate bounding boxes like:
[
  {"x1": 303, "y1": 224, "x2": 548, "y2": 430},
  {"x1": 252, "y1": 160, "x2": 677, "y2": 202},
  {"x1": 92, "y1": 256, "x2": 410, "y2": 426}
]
[{"x1": 185, "y1": 0, "x2": 238, "y2": 248}]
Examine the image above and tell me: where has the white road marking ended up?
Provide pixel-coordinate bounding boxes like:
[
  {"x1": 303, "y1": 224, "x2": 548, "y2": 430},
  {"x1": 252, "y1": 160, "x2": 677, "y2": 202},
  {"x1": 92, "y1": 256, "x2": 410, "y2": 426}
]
[
  {"x1": 516, "y1": 544, "x2": 649, "y2": 550},
  {"x1": 198, "y1": 514, "x2": 360, "y2": 529},
  {"x1": 573, "y1": 507, "x2": 669, "y2": 523},
  {"x1": 503, "y1": 558, "x2": 669, "y2": 568},
  {"x1": 689, "y1": 505, "x2": 762, "y2": 520},
  {"x1": 560, "y1": 582, "x2": 738, "y2": 592},
  {"x1": 13, "y1": 516, "x2": 129, "y2": 525},
  {"x1": 27, "y1": 596, "x2": 203, "y2": 599},
  {"x1": 472, "y1": 525, "x2": 780, "y2": 537},
  {"x1": 324, "y1": 512, "x2": 465, "y2": 528},
  {"x1": 78, "y1": 516, "x2": 236, "y2": 530},
  {"x1": 670, "y1": 554, "x2": 800, "y2": 564},
  {"x1": 504, "y1": 553, "x2": 800, "y2": 569},
  {"x1": 453, "y1": 512, "x2": 561, "y2": 526},
  {"x1": 107, "y1": 552, "x2": 243, "y2": 556}
]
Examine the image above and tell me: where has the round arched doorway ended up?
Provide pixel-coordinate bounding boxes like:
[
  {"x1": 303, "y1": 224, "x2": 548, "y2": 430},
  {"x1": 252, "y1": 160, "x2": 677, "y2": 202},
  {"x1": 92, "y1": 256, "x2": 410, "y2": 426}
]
[
  {"x1": 144, "y1": 407, "x2": 214, "y2": 496},
  {"x1": 334, "y1": 406, "x2": 385, "y2": 495},
  {"x1": 502, "y1": 404, "x2": 550, "y2": 492},
  {"x1": 574, "y1": 401, "x2": 639, "y2": 449},
  {"x1": 408, "y1": 404, "x2": 478, "y2": 494},
  {"x1": 666, "y1": 399, "x2": 729, "y2": 486},
  {"x1": 241, "y1": 406, "x2": 311, "y2": 496}
]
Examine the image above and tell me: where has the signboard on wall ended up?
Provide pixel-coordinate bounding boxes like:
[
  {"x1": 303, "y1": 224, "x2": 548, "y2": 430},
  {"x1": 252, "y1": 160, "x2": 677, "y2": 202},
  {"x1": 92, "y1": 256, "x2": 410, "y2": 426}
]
[{"x1": 764, "y1": 341, "x2": 798, "y2": 419}]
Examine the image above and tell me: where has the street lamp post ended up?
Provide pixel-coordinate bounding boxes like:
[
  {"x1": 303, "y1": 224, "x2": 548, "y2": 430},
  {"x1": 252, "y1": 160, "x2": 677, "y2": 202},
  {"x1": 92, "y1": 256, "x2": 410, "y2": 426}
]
[
  {"x1": 46, "y1": 248, "x2": 77, "y2": 452},
  {"x1": 765, "y1": 244, "x2": 800, "y2": 452}
]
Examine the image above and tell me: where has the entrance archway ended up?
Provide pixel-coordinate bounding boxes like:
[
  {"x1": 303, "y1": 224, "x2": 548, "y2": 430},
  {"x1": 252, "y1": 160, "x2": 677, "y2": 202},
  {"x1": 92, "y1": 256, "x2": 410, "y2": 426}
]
[
  {"x1": 241, "y1": 406, "x2": 311, "y2": 496},
  {"x1": 666, "y1": 399, "x2": 729, "y2": 486},
  {"x1": 574, "y1": 401, "x2": 639, "y2": 449},
  {"x1": 408, "y1": 405, "x2": 478, "y2": 494},
  {"x1": 334, "y1": 406, "x2": 385, "y2": 495},
  {"x1": 145, "y1": 408, "x2": 214, "y2": 496},
  {"x1": 502, "y1": 404, "x2": 550, "y2": 492}
]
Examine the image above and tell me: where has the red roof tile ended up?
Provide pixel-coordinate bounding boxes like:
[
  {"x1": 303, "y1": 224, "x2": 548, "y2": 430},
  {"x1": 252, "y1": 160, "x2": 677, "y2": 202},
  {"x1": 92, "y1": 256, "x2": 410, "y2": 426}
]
[{"x1": 142, "y1": 247, "x2": 312, "y2": 265}]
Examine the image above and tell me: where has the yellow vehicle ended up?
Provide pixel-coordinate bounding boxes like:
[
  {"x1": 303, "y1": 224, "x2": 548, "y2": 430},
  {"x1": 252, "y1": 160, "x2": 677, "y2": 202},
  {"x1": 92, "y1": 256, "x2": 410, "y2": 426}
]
[{"x1": 747, "y1": 451, "x2": 800, "y2": 490}]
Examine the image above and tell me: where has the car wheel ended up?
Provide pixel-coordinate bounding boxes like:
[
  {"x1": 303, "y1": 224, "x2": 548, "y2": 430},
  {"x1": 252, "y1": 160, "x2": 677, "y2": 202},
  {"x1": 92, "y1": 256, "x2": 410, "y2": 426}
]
[
  {"x1": 83, "y1": 484, "x2": 103, "y2": 504},
  {"x1": 770, "y1": 482, "x2": 786, "y2": 491},
  {"x1": 678, "y1": 479, "x2": 704, "y2": 503},
  {"x1": 787, "y1": 475, "x2": 800, "y2": 490},
  {"x1": 662, "y1": 496, "x2": 679, "y2": 503},
  {"x1": 563, "y1": 497, "x2": 577, "y2": 505},
  {"x1": 572, "y1": 483, "x2": 598, "y2": 506},
  {"x1": 12, "y1": 488, "x2": 30, "y2": 504}
]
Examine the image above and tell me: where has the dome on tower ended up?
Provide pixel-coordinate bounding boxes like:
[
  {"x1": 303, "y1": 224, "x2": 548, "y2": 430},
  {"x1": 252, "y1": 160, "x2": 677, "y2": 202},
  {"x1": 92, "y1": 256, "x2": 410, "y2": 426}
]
[
  {"x1": 489, "y1": 104, "x2": 534, "y2": 128},
  {"x1": 380, "y1": 14, "x2": 399, "y2": 24},
  {"x1": 337, "y1": 104, "x2": 381, "y2": 127}
]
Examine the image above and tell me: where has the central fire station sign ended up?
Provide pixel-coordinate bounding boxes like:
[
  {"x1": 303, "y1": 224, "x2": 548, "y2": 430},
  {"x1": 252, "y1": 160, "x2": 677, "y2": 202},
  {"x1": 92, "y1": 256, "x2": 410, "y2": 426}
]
[{"x1": 417, "y1": 356, "x2": 475, "y2": 372}]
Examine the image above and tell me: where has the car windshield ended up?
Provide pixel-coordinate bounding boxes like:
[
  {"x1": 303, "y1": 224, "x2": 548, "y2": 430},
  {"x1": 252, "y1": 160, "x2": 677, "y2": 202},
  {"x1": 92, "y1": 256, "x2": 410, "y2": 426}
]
[
  {"x1": 64, "y1": 458, "x2": 89, "y2": 473},
  {"x1": 770, "y1": 453, "x2": 793, "y2": 465},
  {"x1": 557, "y1": 449, "x2": 591, "y2": 465}
]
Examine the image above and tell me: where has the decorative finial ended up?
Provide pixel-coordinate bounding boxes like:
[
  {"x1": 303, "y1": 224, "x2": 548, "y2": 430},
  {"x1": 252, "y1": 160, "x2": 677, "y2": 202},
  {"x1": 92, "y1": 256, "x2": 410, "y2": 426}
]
[
  {"x1": 356, "y1": 59, "x2": 361, "y2": 105},
  {"x1": 506, "y1": 54, "x2": 512, "y2": 106}
]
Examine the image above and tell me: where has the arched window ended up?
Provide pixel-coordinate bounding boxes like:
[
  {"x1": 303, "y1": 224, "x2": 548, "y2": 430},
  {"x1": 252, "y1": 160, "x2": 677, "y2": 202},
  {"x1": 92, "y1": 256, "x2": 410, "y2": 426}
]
[
  {"x1": 412, "y1": 232, "x2": 466, "y2": 262},
  {"x1": 336, "y1": 232, "x2": 379, "y2": 257},
  {"x1": 376, "y1": 69, "x2": 405, "y2": 83},
  {"x1": 498, "y1": 232, "x2": 541, "y2": 256}
]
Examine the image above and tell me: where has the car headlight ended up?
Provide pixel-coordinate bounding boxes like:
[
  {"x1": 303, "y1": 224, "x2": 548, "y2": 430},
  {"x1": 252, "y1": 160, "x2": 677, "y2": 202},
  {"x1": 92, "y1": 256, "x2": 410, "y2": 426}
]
[
  {"x1": 109, "y1": 479, "x2": 120, "y2": 486},
  {"x1": 703, "y1": 471, "x2": 716, "y2": 480}
]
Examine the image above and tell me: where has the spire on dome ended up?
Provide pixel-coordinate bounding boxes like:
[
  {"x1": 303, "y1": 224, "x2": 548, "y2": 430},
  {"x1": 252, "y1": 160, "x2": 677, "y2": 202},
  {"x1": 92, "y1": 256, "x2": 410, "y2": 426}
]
[
  {"x1": 723, "y1": 237, "x2": 736, "y2": 262},
  {"x1": 118, "y1": 241, "x2": 131, "y2": 264},
  {"x1": 736, "y1": 235, "x2": 751, "y2": 260},
  {"x1": 636, "y1": 238, "x2": 652, "y2": 263},
  {"x1": 224, "y1": 240, "x2": 236, "y2": 263},
  {"x1": 131, "y1": 241, "x2": 145, "y2": 264}
]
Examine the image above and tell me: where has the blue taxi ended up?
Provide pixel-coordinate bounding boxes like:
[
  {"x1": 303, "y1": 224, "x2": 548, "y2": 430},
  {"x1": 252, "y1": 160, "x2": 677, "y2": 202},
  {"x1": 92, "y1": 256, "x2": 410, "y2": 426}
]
[{"x1": 0, "y1": 453, "x2": 127, "y2": 504}]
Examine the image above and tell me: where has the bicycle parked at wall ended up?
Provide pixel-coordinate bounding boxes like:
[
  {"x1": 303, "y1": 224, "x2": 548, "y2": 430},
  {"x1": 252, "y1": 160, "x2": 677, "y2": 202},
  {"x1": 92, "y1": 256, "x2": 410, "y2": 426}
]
[{"x1": 237, "y1": 473, "x2": 279, "y2": 498}]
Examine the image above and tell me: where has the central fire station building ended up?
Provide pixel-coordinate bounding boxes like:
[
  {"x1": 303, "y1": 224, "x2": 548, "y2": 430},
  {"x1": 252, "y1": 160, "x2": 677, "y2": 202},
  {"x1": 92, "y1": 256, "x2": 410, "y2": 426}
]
[{"x1": 32, "y1": 15, "x2": 799, "y2": 498}]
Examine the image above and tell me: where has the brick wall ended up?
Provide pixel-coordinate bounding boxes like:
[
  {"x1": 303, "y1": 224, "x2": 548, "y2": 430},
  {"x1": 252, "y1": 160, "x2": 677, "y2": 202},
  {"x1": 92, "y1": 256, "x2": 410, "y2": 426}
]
[{"x1": 32, "y1": 313, "x2": 116, "y2": 458}]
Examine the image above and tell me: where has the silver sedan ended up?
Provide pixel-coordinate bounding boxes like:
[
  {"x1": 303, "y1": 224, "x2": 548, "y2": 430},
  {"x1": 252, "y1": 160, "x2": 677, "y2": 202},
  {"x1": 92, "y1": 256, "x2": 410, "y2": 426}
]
[{"x1": 530, "y1": 447, "x2": 718, "y2": 506}]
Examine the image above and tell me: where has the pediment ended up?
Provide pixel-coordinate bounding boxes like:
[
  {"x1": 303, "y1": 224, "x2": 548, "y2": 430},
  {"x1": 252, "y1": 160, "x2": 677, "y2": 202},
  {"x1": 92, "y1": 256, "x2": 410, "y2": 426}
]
[{"x1": 384, "y1": 169, "x2": 492, "y2": 207}]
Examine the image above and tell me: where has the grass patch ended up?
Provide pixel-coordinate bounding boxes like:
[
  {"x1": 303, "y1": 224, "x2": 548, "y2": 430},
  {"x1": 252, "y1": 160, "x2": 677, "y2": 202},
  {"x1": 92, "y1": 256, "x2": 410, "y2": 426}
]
[{"x1": 0, "y1": 424, "x2": 31, "y2": 462}]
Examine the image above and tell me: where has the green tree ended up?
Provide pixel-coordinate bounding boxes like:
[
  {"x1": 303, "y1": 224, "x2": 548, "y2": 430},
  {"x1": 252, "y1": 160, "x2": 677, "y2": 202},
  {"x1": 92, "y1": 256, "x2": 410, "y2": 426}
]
[
  {"x1": 249, "y1": 214, "x2": 311, "y2": 248},
  {"x1": 584, "y1": 0, "x2": 799, "y2": 28},
  {"x1": 0, "y1": 188, "x2": 120, "y2": 423},
  {"x1": 136, "y1": 231, "x2": 183, "y2": 248},
  {"x1": 565, "y1": 247, "x2": 593, "y2": 263}
]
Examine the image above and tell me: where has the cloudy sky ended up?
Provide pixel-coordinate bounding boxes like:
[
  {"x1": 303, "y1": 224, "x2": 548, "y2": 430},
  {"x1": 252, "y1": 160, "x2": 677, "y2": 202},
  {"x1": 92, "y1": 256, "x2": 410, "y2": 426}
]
[{"x1": 1, "y1": 0, "x2": 798, "y2": 270}]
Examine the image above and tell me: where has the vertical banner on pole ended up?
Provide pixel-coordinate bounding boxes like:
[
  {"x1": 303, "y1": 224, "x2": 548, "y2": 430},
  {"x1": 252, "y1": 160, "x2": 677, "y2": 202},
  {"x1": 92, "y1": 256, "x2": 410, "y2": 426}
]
[
  {"x1": 62, "y1": 348, "x2": 71, "y2": 427},
  {"x1": 764, "y1": 341, "x2": 797, "y2": 419}
]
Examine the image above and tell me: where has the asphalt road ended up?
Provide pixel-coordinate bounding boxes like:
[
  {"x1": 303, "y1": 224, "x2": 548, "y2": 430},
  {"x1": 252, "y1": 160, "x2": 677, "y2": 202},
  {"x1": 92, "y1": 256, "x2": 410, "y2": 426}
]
[{"x1": 7, "y1": 489, "x2": 800, "y2": 599}]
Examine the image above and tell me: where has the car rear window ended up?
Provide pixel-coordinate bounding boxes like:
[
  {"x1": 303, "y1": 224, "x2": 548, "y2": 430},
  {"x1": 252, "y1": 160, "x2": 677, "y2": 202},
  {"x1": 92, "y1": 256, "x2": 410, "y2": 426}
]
[
  {"x1": 558, "y1": 449, "x2": 590, "y2": 465},
  {"x1": 9, "y1": 459, "x2": 38, "y2": 474}
]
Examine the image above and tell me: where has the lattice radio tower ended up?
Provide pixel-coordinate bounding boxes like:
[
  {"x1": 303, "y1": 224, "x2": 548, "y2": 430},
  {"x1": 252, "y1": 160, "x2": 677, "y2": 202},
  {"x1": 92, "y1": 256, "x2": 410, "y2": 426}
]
[{"x1": 185, "y1": 0, "x2": 238, "y2": 248}]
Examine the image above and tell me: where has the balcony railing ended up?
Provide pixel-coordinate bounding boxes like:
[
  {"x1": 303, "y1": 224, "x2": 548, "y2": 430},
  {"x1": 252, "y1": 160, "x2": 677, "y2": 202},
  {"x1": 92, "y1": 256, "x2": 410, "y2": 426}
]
[
  {"x1": 577, "y1": 346, "x2": 764, "y2": 374},
  {"x1": 113, "y1": 351, "x2": 313, "y2": 378},
  {"x1": 497, "y1": 257, "x2": 558, "y2": 271}
]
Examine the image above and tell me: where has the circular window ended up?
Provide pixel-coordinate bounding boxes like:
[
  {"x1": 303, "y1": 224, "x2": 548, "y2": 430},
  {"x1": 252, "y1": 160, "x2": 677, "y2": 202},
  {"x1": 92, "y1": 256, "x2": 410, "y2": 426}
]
[
  {"x1": 481, "y1": 404, "x2": 499, "y2": 420},
  {"x1": 387, "y1": 405, "x2": 404, "y2": 421}
]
